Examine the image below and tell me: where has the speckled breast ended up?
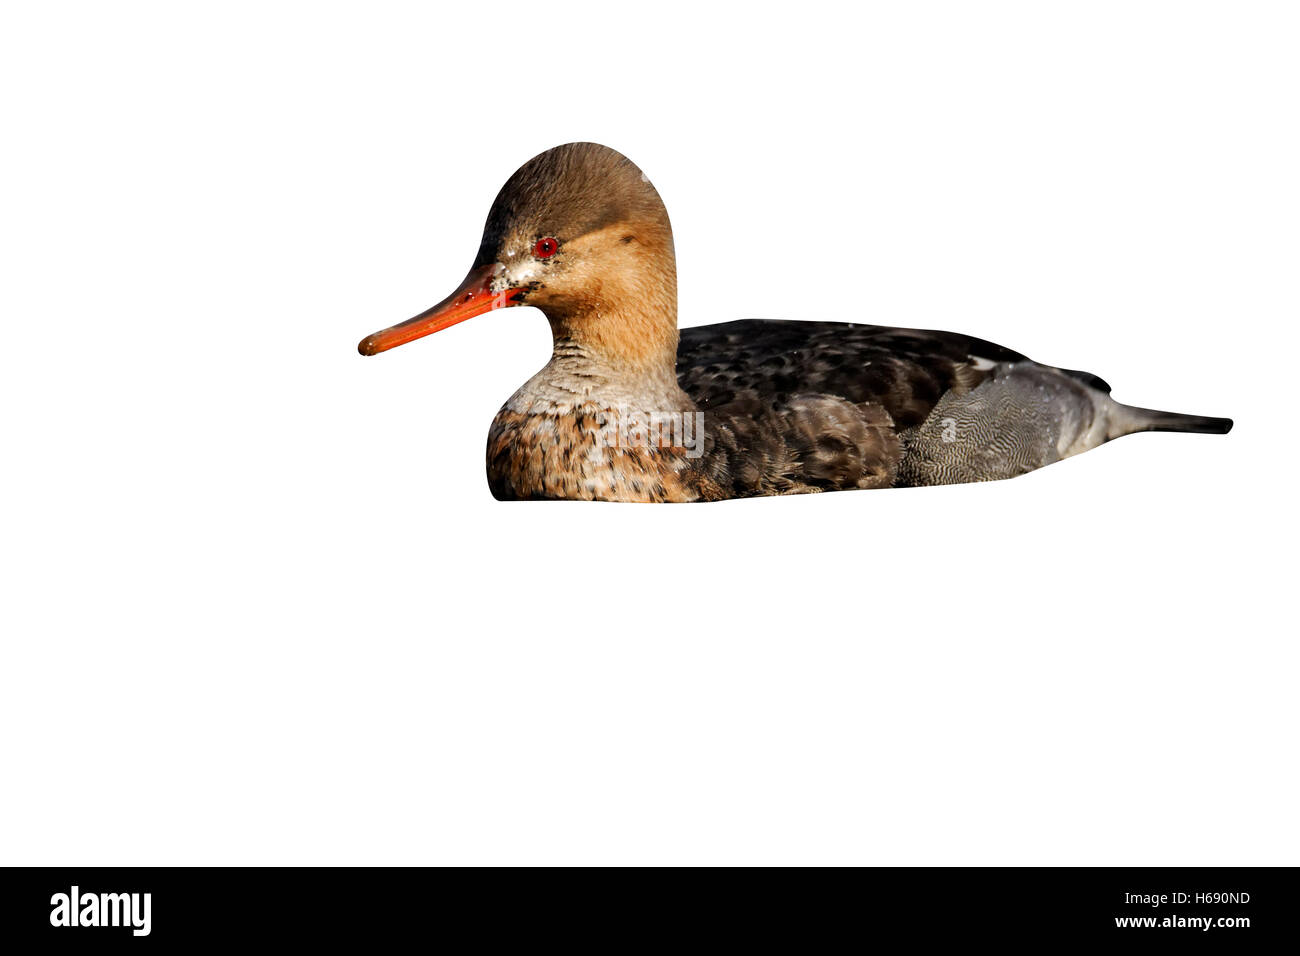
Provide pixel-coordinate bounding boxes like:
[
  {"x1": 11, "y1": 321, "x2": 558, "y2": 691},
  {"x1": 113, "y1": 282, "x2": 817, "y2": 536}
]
[{"x1": 486, "y1": 406, "x2": 713, "y2": 503}]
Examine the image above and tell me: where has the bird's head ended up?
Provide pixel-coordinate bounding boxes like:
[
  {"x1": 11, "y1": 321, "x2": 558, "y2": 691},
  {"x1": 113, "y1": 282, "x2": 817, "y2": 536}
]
[{"x1": 358, "y1": 142, "x2": 676, "y2": 365}]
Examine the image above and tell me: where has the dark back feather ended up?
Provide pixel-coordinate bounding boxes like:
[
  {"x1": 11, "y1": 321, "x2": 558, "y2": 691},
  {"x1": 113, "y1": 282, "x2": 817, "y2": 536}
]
[{"x1": 677, "y1": 319, "x2": 1025, "y2": 429}]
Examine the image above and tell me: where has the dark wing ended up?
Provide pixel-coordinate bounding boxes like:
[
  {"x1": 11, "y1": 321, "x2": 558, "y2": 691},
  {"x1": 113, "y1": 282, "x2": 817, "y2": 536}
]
[
  {"x1": 692, "y1": 392, "x2": 902, "y2": 498},
  {"x1": 677, "y1": 319, "x2": 1028, "y2": 429}
]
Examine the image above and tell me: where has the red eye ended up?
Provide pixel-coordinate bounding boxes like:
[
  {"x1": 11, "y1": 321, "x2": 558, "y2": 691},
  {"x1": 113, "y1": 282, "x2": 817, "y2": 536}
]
[{"x1": 533, "y1": 237, "x2": 559, "y2": 259}]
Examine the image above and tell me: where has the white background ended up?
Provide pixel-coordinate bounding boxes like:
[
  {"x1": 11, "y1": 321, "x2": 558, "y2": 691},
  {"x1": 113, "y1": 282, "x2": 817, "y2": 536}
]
[{"x1": 3, "y1": 2, "x2": 1296, "y2": 865}]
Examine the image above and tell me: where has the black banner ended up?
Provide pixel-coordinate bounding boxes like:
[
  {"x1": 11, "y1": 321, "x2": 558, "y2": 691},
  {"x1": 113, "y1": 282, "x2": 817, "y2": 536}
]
[{"x1": 1, "y1": 867, "x2": 1293, "y2": 946}]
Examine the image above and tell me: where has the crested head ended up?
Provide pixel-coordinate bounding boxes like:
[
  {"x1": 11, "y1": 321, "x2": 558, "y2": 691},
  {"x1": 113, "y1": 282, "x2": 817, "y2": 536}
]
[
  {"x1": 476, "y1": 142, "x2": 672, "y2": 271},
  {"x1": 358, "y1": 143, "x2": 679, "y2": 371},
  {"x1": 477, "y1": 143, "x2": 679, "y2": 367}
]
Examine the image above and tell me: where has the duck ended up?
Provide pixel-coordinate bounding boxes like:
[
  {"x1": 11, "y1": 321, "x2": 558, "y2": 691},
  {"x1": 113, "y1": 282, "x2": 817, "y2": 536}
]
[{"x1": 357, "y1": 142, "x2": 1232, "y2": 502}]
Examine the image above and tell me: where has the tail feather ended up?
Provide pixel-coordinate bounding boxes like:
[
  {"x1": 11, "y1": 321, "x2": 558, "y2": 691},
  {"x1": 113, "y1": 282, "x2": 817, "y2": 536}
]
[{"x1": 1114, "y1": 404, "x2": 1234, "y2": 436}]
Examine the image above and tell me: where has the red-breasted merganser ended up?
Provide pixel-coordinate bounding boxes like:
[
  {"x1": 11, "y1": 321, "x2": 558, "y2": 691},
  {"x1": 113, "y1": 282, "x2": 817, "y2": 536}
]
[{"x1": 358, "y1": 143, "x2": 1231, "y2": 502}]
